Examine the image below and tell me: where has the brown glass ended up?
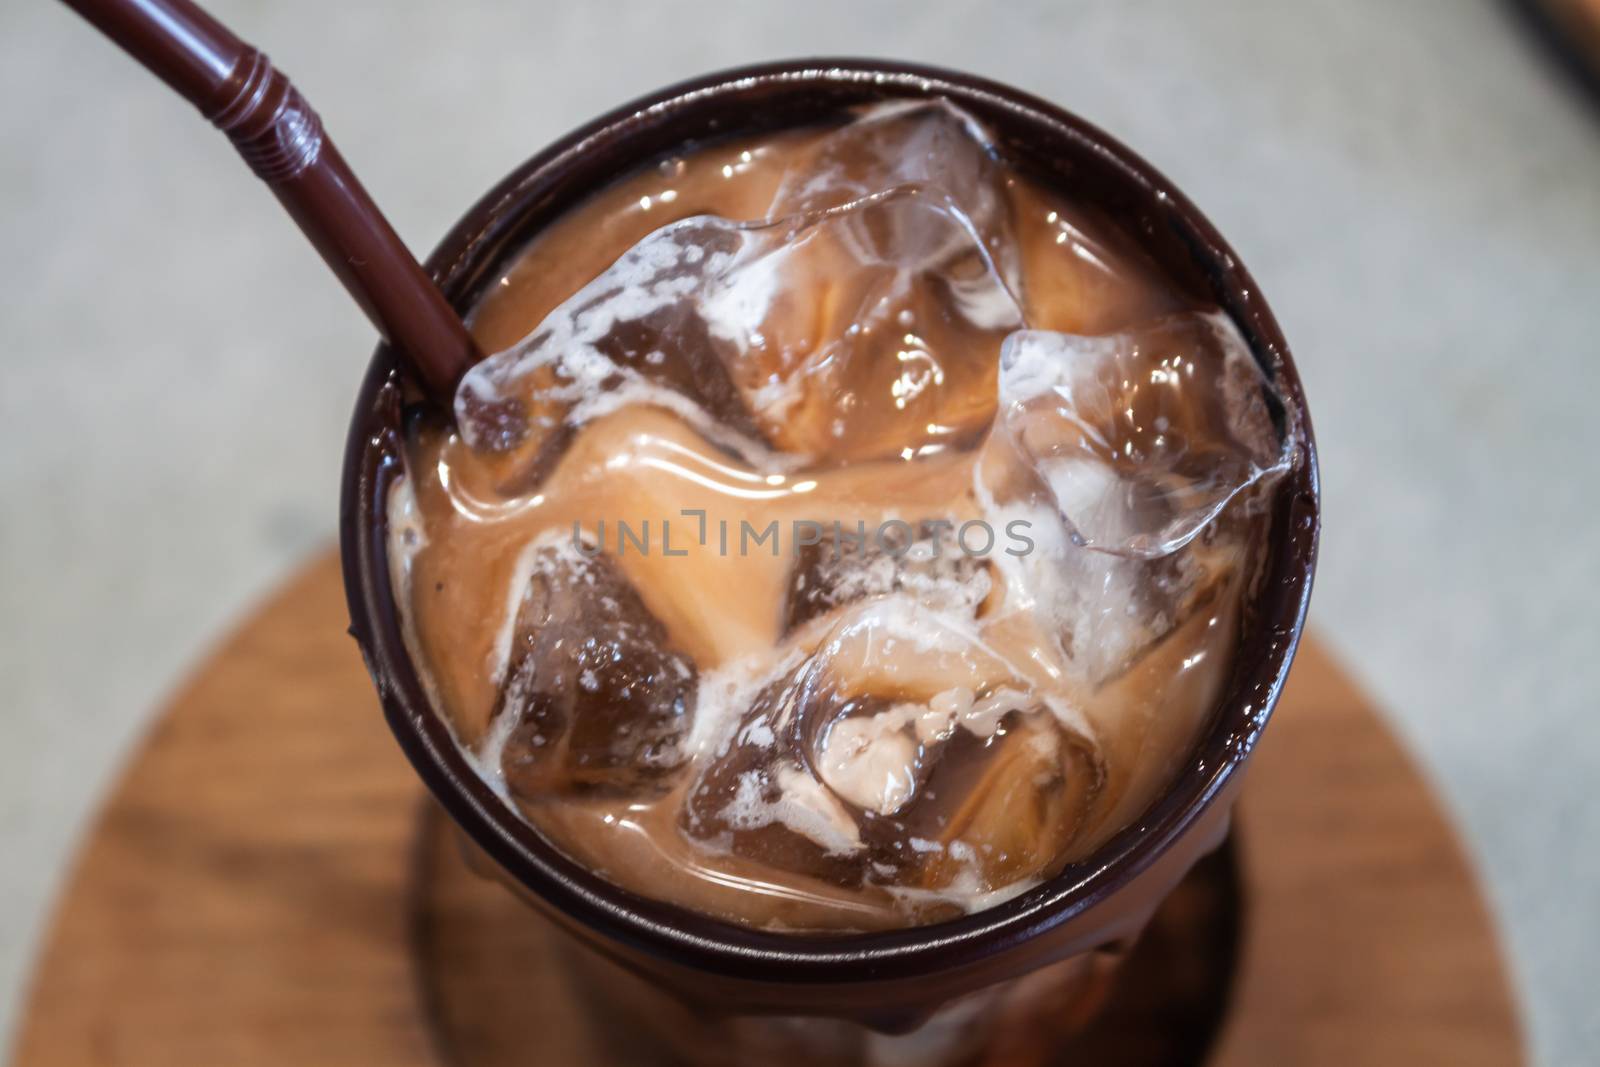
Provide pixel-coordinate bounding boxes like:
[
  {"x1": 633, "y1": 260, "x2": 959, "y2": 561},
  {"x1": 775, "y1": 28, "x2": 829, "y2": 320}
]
[{"x1": 340, "y1": 59, "x2": 1320, "y2": 1059}]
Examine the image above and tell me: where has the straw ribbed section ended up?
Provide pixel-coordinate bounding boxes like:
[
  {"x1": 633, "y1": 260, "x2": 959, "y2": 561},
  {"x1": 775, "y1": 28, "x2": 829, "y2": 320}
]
[{"x1": 208, "y1": 48, "x2": 323, "y2": 182}]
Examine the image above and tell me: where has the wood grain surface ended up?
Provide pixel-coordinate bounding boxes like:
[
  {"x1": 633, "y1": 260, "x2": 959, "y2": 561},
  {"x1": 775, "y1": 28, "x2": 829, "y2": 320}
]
[{"x1": 10, "y1": 552, "x2": 1523, "y2": 1065}]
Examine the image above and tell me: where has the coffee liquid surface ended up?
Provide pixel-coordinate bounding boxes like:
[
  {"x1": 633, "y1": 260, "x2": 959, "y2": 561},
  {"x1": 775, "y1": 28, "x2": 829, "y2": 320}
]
[{"x1": 390, "y1": 103, "x2": 1290, "y2": 931}]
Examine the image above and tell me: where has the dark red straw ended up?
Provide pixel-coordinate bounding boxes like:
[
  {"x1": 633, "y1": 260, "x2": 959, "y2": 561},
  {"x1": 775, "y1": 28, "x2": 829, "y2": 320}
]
[{"x1": 60, "y1": 0, "x2": 479, "y2": 399}]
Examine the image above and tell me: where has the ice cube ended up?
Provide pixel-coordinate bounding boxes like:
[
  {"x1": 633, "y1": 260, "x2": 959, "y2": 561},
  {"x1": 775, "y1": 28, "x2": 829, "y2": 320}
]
[
  {"x1": 768, "y1": 100, "x2": 1022, "y2": 294},
  {"x1": 456, "y1": 184, "x2": 1023, "y2": 477},
  {"x1": 680, "y1": 669, "x2": 891, "y2": 889},
  {"x1": 492, "y1": 537, "x2": 697, "y2": 799},
  {"x1": 976, "y1": 311, "x2": 1285, "y2": 684},
  {"x1": 702, "y1": 186, "x2": 1023, "y2": 464},
  {"x1": 455, "y1": 220, "x2": 771, "y2": 486},
  {"x1": 680, "y1": 599, "x2": 1102, "y2": 895},
  {"x1": 993, "y1": 310, "x2": 1289, "y2": 559},
  {"x1": 783, "y1": 519, "x2": 994, "y2": 633},
  {"x1": 910, "y1": 712, "x2": 1103, "y2": 892}
]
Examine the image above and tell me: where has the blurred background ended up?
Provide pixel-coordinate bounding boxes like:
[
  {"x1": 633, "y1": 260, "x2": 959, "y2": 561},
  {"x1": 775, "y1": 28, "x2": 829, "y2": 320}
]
[{"x1": 2, "y1": 0, "x2": 1597, "y2": 1062}]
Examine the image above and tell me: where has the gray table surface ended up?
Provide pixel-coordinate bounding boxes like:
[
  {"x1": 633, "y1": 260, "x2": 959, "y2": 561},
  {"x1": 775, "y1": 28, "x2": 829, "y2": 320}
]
[{"x1": 3, "y1": 0, "x2": 1597, "y2": 1062}]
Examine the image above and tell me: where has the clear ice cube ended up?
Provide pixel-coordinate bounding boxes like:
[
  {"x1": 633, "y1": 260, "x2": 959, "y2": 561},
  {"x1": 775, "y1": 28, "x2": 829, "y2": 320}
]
[
  {"x1": 977, "y1": 310, "x2": 1289, "y2": 684},
  {"x1": 681, "y1": 599, "x2": 1102, "y2": 894},
  {"x1": 783, "y1": 519, "x2": 994, "y2": 633},
  {"x1": 992, "y1": 310, "x2": 1288, "y2": 559},
  {"x1": 767, "y1": 99, "x2": 1022, "y2": 294},
  {"x1": 456, "y1": 123, "x2": 1024, "y2": 472},
  {"x1": 455, "y1": 220, "x2": 768, "y2": 481},
  {"x1": 493, "y1": 538, "x2": 697, "y2": 798}
]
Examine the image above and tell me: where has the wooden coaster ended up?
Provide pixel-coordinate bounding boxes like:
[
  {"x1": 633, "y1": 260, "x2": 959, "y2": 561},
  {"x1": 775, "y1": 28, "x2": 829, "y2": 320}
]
[{"x1": 12, "y1": 553, "x2": 1524, "y2": 1065}]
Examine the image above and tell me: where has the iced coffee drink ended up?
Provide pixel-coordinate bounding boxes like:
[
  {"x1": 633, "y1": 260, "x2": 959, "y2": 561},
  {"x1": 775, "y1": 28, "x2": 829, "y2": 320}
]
[{"x1": 386, "y1": 101, "x2": 1294, "y2": 934}]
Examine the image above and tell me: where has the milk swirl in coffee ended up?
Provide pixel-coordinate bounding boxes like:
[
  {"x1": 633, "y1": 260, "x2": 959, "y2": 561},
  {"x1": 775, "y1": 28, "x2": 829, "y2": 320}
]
[{"x1": 388, "y1": 102, "x2": 1293, "y2": 931}]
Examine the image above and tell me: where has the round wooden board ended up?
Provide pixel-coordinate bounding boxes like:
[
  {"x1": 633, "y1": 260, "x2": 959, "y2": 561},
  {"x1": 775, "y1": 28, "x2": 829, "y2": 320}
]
[{"x1": 11, "y1": 553, "x2": 1524, "y2": 1065}]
